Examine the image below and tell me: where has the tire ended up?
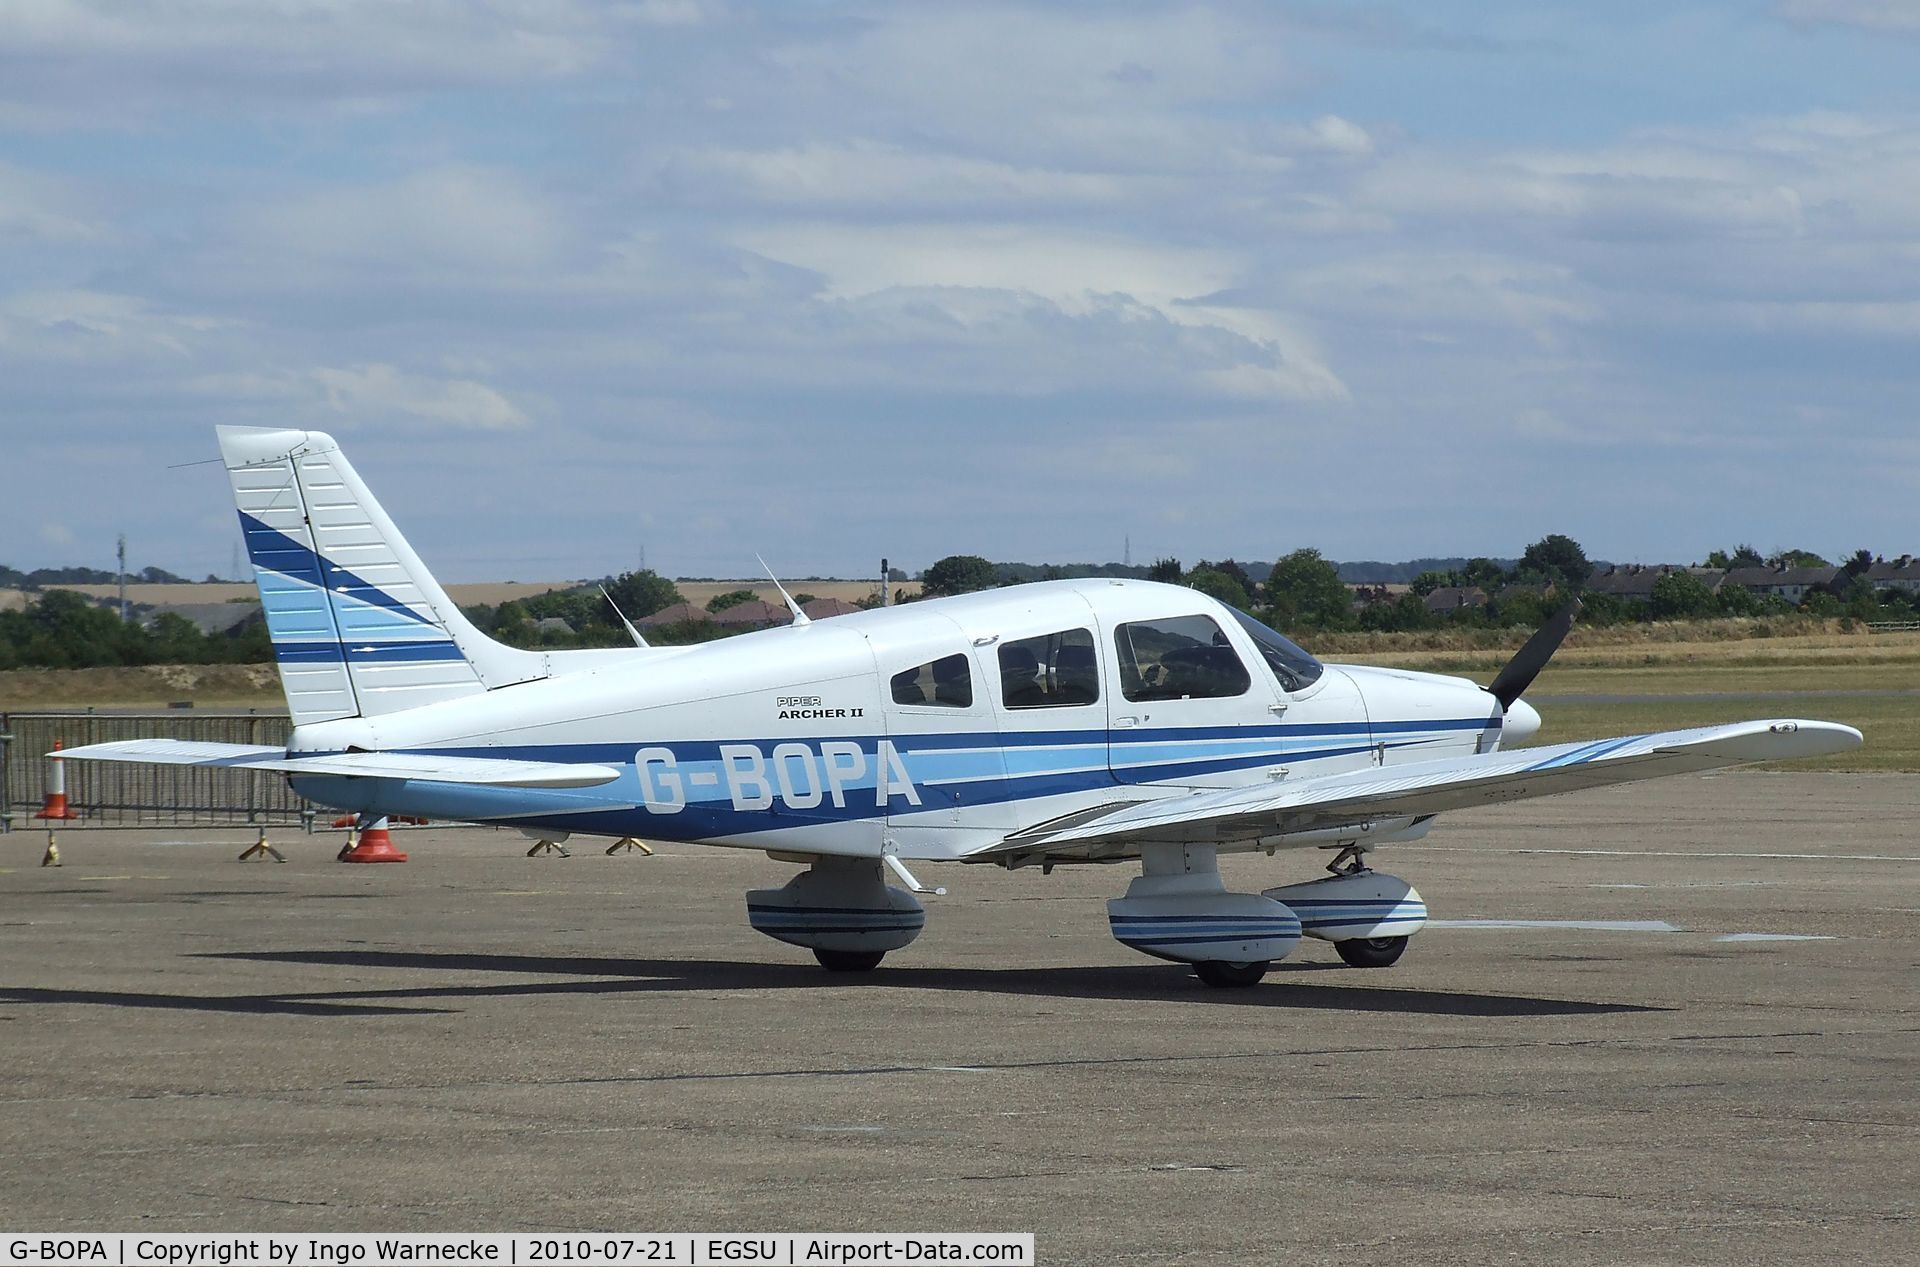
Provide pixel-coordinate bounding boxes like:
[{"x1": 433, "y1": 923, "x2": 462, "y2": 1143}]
[
  {"x1": 1336, "y1": 936, "x2": 1408, "y2": 968},
  {"x1": 1193, "y1": 960, "x2": 1269, "y2": 988},
  {"x1": 813, "y1": 947, "x2": 886, "y2": 972}
]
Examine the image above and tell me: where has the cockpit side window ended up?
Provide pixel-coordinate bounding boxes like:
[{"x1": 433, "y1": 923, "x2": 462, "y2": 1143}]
[
  {"x1": 1226, "y1": 606, "x2": 1325, "y2": 693},
  {"x1": 1114, "y1": 614, "x2": 1252, "y2": 702},
  {"x1": 890, "y1": 653, "x2": 974, "y2": 708},
  {"x1": 999, "y1": 628, "x2": 1099, "y2": 708}
]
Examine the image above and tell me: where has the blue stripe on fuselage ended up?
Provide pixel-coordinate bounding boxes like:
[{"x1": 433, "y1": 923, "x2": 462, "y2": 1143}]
[
  {"x1": 324, "y1": 717, "x2": 1494, "y2": 768},
  {"x1": 287, "y1": 716, "x2": 1491, "y2": 841}
]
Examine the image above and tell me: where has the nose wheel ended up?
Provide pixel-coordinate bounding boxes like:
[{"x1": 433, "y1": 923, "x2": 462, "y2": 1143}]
[
  {"x1": 813, "y1": 948, "x2": 886, "y2": 972},
  {"x1": 1335, "y1": 936, "x2": 1408, "y2": 968},
  {"x1": 1193, "y1": 960, "x2": 1270, "y2": 988}
]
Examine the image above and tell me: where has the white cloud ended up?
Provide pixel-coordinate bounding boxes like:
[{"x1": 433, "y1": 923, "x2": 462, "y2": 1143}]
[
  {"x1": 0, "y1": 289, "x2": 228, "y2": 361},
  {"x1": 1292, "y1": 115, "x2": 1375, "y2": 157},
  {"x1": 736, "y1": 223, "x2": 1239, "y2": 308},
  {"x1": 180, "y1": 363, "x2": 532, "y2": 431},
  {"x1": 1778, "y1": 0, "x2": 1920, "y2": 33},
  {"x1": 767, "y1": 5, "x2": 1299, "y2": 122},
  {"x1": 239, "y1": 166, "x2": 568, "y2": 274},
  {"x1": 0, "y1": 161, "x2": 102, "y2": 241},
  {"x1": 310, "y1": 364, "x2": 532, "y2": 431},
  {"x1": 0, "y1": 0, "x2": 621, "y2": 124},
  {"x1": 1285, "y1": 252, "x2": 1595, "y2": 332},
  {"x1": 1355, "y1": 148, "x2": 1811, "y2": 241},
  {"x1": 732, "y1": 222, "x2": 1345, "y2": 400},
  {"x1": 1355, "y1": 114, "x2": 1920, "y2": 250},
  {"x1": 663, "y1": 141, "x2": 1128, "y2": 212}
]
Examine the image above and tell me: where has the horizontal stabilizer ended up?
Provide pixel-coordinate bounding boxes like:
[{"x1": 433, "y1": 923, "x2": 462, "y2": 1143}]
[
  {"x1": 54, "y1": 739, "x2": 621, "y2": 789},
  {"x1": 977, "y1": 719, "x2": 1863, "y2": 861}
]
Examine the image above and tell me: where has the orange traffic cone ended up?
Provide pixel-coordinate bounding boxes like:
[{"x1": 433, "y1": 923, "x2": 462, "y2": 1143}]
[
  {"x1": 339, "y1": 815, "x2": 408, "y2": 864},
  {"x1": 34, "y1": 740, "x2": 80, "y2": 821}
]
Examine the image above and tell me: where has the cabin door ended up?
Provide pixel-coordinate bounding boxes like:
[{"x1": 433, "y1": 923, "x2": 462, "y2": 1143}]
[{"x1": 1104, "y1": 610, "x2": 1289, "y2": 789}]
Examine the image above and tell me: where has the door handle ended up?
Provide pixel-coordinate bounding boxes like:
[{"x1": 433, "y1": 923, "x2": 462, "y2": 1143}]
[{"x1": 1114, "y1": 715, "x2": 1141, "y2": 728}]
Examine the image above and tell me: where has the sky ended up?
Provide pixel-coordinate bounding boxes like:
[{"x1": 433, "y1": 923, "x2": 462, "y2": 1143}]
[{"x1": 1, "y1": 0, "x2": 1916, "y2": 583}]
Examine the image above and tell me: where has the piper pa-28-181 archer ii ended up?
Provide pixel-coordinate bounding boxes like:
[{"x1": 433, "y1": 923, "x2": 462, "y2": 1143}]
[{"x1": 59, "y1": 427, "x2": 1864, "y2": 986}]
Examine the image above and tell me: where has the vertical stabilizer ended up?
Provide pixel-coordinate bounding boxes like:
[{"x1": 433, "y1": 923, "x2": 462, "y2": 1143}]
[{"x1": 219, "y1": 427, "x2": 546, "y2": 723}]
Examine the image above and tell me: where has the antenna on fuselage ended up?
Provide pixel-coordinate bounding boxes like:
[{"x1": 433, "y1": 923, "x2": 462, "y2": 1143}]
[
  {"x1": 757, "y1": 555, "x2": 812, "y2": 627},
  {"x1": 599, "y1": 585, "x2": 651, "y2": 648}
]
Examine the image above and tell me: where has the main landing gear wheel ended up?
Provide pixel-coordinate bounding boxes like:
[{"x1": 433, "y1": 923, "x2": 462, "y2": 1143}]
[
  {"x1": 1193, "y1": 960, "x2": 1270, "y2": 988},
  {"x1": 1336, "y1": 936, "x2": 1408, "y2": 969},
  {"x1": 813, "y1": 948, "x2": 886, "y2": 972}
]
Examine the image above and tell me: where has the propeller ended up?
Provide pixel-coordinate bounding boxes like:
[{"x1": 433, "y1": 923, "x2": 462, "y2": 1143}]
[{"x1": 1486, "y1": 597, "x2": 1581, "y2": 710}]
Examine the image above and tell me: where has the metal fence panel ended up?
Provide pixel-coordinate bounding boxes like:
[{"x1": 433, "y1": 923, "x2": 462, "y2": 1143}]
[{"x1": 1, "y1": 712, "x2": 314, "y2": 830}]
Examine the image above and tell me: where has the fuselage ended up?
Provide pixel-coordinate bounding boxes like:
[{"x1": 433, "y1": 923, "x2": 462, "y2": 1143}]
[{"x1": 289, "y1": 579, "x2": 1508, "y2": 861}]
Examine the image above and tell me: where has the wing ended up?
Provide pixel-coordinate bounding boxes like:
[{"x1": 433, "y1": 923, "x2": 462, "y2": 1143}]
[
  {"x1": 53, "y1": 739, "x2": 621, "y2": 789},
  {"x1": 974, "y1": 719, "x2": 1862, "y2": 864}
]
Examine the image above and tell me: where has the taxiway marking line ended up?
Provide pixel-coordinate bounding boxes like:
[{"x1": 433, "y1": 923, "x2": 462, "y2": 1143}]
[{"x1": 1423, "y1": 847, "x2": 1919, "y2": 863}]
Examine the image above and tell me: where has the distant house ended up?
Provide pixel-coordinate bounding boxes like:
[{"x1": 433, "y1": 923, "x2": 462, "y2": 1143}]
[
  {"x1": 1865, "y1": 556, "x2": 1920, "y2": 595},
  {"x1": 635, "y1": 602, "x2": 711, "y2": 627},
  {"x1": 531, "y1": 616, "x2": 574, "y2": 636},
  {"x1": 1583, "y1": 565, "x2": 1724, "y2": 602},
  {"x1": 1724, "y1": 565, "x2": 1841, "y2": 603},
  {"x1": 1345, "y1": 583, "x2": 1404, "y2": 611},
  {"x1": 1424, "y1": 586, "x2": 1488, "y2": 613},
  {"x1": 1493, "y1": 581, "x2": 1563, "y2": 607},
  {"x1": 800, "y1": 597, "x2": 861, "y2": 619},
  {"x1": 711, "y1": 599, "x2": 793, "y2": 628}
]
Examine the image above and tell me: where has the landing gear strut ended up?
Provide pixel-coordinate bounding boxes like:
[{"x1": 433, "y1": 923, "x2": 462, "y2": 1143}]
[{"x1": 1325, "y1": 842, "x2": 1371, "y2": 875}]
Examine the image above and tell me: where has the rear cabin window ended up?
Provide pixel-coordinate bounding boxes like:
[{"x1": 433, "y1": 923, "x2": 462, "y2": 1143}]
[
  {"x1": 999, "y1": 628, "x2": 1099, "y2": 708},
  {"x1": 1114, "y1": 614, "x2": 1252, "y2": 702},
  {"x1": 890, "y1": 653, "x2": 973, "y2": 707}
]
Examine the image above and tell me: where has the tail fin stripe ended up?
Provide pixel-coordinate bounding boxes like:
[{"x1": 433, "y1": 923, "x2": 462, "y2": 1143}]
[{"x1": 267, "y1": 641, "x2": 467, "y2": 665}]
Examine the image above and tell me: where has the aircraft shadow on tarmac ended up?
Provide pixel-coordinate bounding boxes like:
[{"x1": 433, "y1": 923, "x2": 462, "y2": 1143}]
[{"x1": 0, "y1": 949, "x2": 1668, "y2": 1020}]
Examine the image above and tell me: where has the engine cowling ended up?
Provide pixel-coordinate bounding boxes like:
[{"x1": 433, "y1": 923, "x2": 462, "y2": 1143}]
[{"x1": 1263, "y1": 871, "x2": 1426, "y2": 942}]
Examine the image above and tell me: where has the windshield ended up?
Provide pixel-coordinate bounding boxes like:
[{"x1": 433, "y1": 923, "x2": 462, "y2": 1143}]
[{"x1": 1227, "y1": 607, "x2": 1325, "y2": 694}]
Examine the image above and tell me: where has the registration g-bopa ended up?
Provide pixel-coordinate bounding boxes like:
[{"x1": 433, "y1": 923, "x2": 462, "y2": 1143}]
[{"x1": 60, "y1": 428, "x2": 1863, "y2": 987}]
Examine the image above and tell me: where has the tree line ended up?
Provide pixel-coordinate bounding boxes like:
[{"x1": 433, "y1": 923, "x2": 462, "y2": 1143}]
[
  {"x1": 917, "y1": 535, "x2": 1920, "y2": 633},
  {"x1": 4, "y1": 538, "x2": 1917, "y2": 672},
  {"x1": 0, "y1": 563, "x2": 198, "y2": 588},
  {"x1": 0, "y1": 589, "x2": 271, "y2": 670}
]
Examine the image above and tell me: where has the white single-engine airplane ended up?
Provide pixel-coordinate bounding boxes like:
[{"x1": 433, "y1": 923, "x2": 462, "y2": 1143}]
[{"x1": 60, "y1": 428, "x2": 1863, "y2": 986}]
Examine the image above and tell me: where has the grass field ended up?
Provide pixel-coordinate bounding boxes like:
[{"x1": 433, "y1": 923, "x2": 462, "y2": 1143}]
[
  {"x1": 5, "y1": 627, "x2": 1914, "y2": 770},
  {"x1": 0, "y1": 664, "x2": 282, "y2": 711},
  {"x1": 1343, "y1": 627, "x2": 1920, "y2": 772},
  {"x1": 1519, "y1": 693, "x2": 1918, "y2": 772}
]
